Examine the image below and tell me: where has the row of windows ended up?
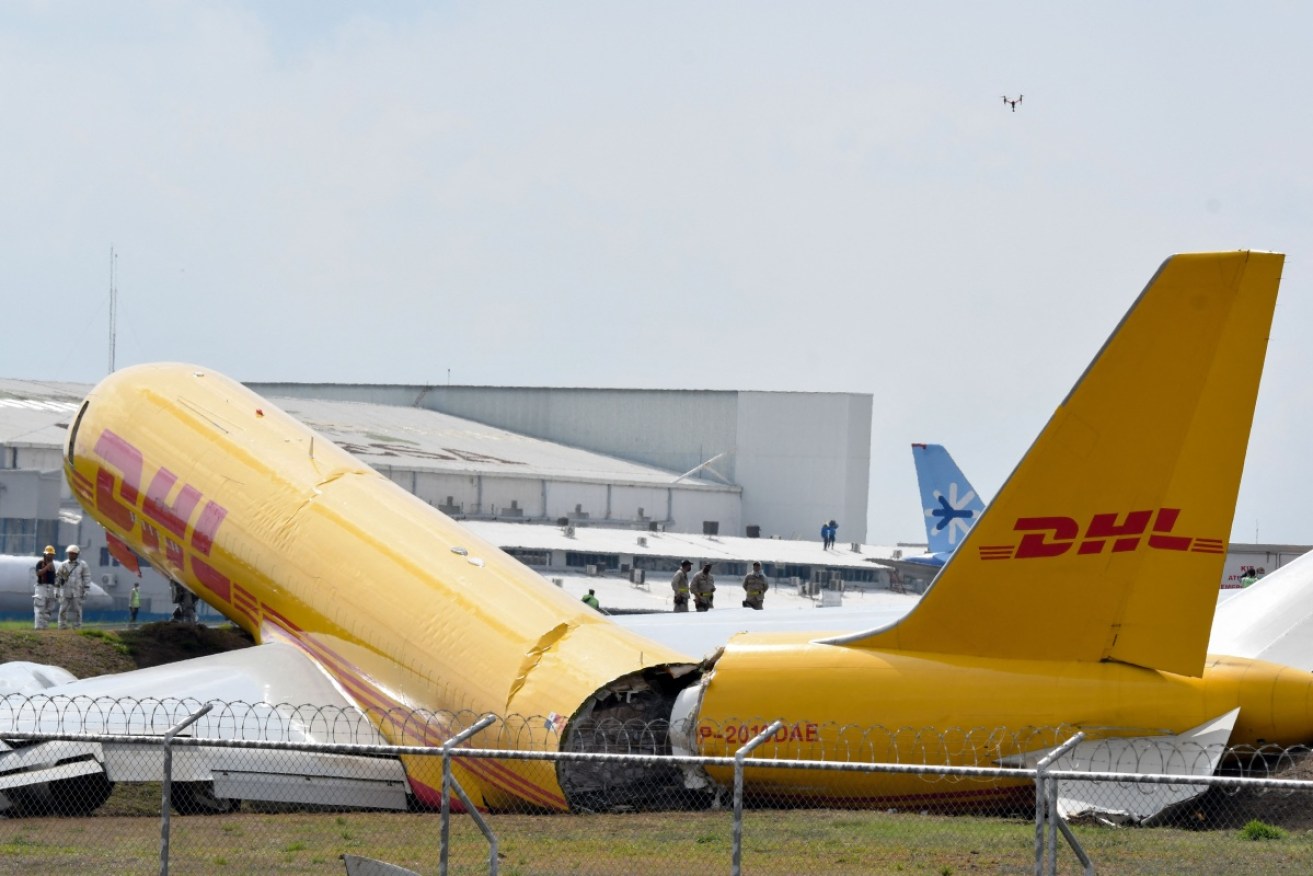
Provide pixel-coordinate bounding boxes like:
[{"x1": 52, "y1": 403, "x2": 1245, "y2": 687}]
[
  {"x1": 0, "y1": 518, "x2": 60, "y2": 557},
  {"x1": 504, "y1": 548, "x2": 550, "y2": 567},
  {"x1": 564, "y1": 552, "x2": 620, "y2": 570},
  {"x1": 614, "y1": 553, "x2": 877, "y2": 582},
  {"x1": 500, "y1": 542, "x2": 882, "y2": 583}
]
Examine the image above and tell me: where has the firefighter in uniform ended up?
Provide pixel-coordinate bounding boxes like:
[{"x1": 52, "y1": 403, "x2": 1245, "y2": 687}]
[
  {"x1": 33, "y1": 545, "x2": 58, "y2": 629},
  {"x1": 742, "y1": 561, "x2": 768, "y2": 610},
  {"x1": 56, "y1": 544, "x2": 91, "y2": 630},
  {"x1": 171, "y1": 581, "x2": 199, "y2": 623},
  {"x1": 671, "y1": 560, "x2": 692, "y2": 612},
  {"x1": 691, "y1": 563, "x2": 716, "y2": 612}
]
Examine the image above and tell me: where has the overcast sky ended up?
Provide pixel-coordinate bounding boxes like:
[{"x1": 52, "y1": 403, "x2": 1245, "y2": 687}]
[{"x1": 2, "y1": 2, "x2": 1310, "y2": 545}]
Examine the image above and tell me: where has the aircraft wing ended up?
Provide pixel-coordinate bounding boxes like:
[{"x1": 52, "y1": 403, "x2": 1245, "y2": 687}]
[
  {"x1": 612, "y1": 594, "x2": 921, "y2": 659},
  {"x1": 0, "y1": 644, "x2": 411, "y2": 814},
  {"x1": 1001, "y1": 709, "x2": 1237, "y2": 824},
  {"x1": 0, "y1": 578, "x2": 113, "y2": 615},
  {"x1": 0, "y1": 662, "x2": 78, "y2": 696},
  {"x1": 2, "y1": 642, "x2": 372, "y2": 736},
  {"x1": 1209, "y1": 550, "x2": 1313, "y2": 671}
]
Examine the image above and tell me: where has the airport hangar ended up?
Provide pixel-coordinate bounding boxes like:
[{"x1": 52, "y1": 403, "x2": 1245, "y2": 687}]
[
  {"x1": 0, "y1": 374, "x2": 1302, "y2": 620},
  {"x1": 0, "y1": 375, "x2": 892, "y2": 619}
]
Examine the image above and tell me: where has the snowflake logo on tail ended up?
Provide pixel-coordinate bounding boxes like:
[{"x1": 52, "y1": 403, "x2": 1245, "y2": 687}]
[{"x1": 926, "y1": 482, "x2": 977, "y2": 546}]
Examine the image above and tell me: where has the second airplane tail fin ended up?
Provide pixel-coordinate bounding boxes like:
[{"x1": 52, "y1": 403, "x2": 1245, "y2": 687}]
[
  {"x1": 837, "y1": 252, "x2": 1284, "y2": 677},
  {"x1": 912, "y1": 443, "x2": 985, "y2": 557}
]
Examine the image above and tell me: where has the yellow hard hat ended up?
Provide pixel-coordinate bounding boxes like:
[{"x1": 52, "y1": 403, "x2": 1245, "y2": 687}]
[{"x1": 43, "y1": 545, "x2": 55, "y2": 555}]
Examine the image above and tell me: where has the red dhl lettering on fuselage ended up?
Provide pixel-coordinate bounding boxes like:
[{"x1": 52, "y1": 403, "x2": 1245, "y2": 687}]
[
  {"x1": 977, "y1": 507, "x2": 1224, "y2": 561},
  {"x1": 69, "y1": 428, "x2": 239, "y2": 612},
  {"x1": 70, "y1": 430, "x2": 569, "y2": 808},
  {"x1": 699, "y1": 722, "x2": 820, "y2": 746}
]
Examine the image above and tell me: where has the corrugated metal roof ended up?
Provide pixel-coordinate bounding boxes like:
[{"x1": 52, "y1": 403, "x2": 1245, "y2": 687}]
[
  {"x1": 276, "y1": 396, "x2": 730, "y2": 489},
  {"x1": 0, "y1": 377, "x2": 727, "y2": 490},
  {"x1": 0, "y1": 378, "x2": 88, "y2": 447}
]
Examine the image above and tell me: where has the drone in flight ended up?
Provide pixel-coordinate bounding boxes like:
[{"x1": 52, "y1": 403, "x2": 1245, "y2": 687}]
[{"x1": 1002, "y1": 94, "x2": 1023, "y2": 112}]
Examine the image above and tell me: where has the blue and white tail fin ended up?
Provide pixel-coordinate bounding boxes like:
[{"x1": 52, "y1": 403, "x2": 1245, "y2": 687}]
[{"x1": 912, "y1": 443, "x2": 985, "y2": 559}]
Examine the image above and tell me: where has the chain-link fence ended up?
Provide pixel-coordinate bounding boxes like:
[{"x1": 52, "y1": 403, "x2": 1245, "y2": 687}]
[{"x1": 2, "y1": 696, "x2": 1313, "y2": 874}]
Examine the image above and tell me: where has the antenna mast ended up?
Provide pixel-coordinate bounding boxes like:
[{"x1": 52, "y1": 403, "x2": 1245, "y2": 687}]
[{"x1": 108, "y1": 246, "x2": 118, "y2": 374}]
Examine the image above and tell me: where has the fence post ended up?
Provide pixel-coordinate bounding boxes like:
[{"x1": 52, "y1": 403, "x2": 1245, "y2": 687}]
[
  {"x1": 1033, "y1": 731, "x2": 1083, "y2": 876},
  {"x1": 732, "y1": 720, "x2": 784, "y2": 876},
  {"x1": 159, "y1": 703, "x2": 214, "y2": 876},
  {"x1": 440, "y1": 713, "x2": 499, "y2": 876}
]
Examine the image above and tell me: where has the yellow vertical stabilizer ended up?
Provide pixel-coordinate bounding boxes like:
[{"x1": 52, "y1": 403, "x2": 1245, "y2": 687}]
[{"x1": 835, "y1": 252, "x2": 1284, "y2": 676}]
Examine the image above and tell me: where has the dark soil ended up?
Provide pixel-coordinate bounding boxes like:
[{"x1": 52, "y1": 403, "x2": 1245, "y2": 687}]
[
  {"x1": 0, "y1": 622, "x2": 253, "y2": 679},
  {"x1": 1153, "y1": 749, "x2": 1313, "y2": 832}
]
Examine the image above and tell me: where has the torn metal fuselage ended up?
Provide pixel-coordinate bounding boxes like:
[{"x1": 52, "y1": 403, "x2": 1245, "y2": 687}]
[{"x1": 557, "y1": 661, "x2": 710, "y2": 812}]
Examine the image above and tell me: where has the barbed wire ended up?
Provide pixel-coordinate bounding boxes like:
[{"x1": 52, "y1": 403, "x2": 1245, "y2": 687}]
[{"x1": 1, "y1": 693, "x2": 1308, "y2": 786}]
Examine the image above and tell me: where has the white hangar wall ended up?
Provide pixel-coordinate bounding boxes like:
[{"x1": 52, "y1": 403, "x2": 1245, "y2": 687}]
[
  {"x1": 378, "y1": 467, "x2": 740, "y2": 534},
  {"x1": 252, "y1": 382, "x2": 872, "y2": 541},
  {"x1": 5, "y1": 445, "x2": 64, "y2": 472},
  {"x1": 734, "y1": 392, "x2": 872, "y2": 542},
  {"x1": 408, "y1": 387, "x2": 870, "y2": 541}
]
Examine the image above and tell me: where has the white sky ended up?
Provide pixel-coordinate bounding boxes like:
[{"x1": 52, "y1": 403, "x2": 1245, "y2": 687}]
[{"x1": 2, "y1": 2, "x2": 1310, "y2": 545}]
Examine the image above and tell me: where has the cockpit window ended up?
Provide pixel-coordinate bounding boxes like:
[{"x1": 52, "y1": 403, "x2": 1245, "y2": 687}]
[{"x1": 67, "y1": 401, "x2": 89, "y2": 467}]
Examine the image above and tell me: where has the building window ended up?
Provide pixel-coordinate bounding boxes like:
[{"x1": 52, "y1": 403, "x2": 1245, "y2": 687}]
[
  {"x1": 772, "y1": 564, "x2": 811, "y2": 581},
  {"x1": 564, "y1": 552, "x2": 619, "y2": 571},
  {"x1": 0, "y1": 518, "x2": 35, "y2": 555},
  {"x1": 504, "y1": 548, "x2": 550, "y2": 567},
  {"x1": 633, "y1": 556, "x2": 684, "y2": 573}
]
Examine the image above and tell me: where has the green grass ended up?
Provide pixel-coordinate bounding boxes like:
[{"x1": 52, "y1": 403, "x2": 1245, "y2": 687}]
[
  {"x1": 3, "y1": 808, "x2": 1313, "y2": 875},
  {"x1": 1241, "y1": 819, "x2": 1287, "y2": 841},
  {"x1": 0, "y1": 619, "x2": 122, "y2": 632},
  {"x1": 76, "y1": 628, "x2": 132, "y2": 655}
]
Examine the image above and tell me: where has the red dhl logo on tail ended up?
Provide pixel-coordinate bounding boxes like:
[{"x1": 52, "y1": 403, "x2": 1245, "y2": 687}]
[
  {"x1": 977, "y1": 508, "x2": 1224, "y2": 560},
  {"x1": 68, "y1": 428, "x2": 239, "y2": 609}
]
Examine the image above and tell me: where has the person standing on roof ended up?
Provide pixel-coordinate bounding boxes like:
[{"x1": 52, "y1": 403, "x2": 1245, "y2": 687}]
[
  {"x1": 691, "y1": 563, "x2": 716, "y2": 612},
  {"x1": 581, "y1": 588, "x2": 601, "y2": 611},
  {"x1": 56, "y1": 544, "x2": 91, "y2": 630},
  {"x1": 742, "y1": 561, "x2": 768, "y2": 610},
  {"x1": 826, "y1": 520, "x2": 839, "y2": 550},
  {"x1": 671, "y1": 560, "x2": 692, "y2": 612},
  {"x1": 820, "y1": 521, "x2": 830, "y2": 550},
  {"x1": 33, "y1": 545, "x2": 57, "y2": 629}
]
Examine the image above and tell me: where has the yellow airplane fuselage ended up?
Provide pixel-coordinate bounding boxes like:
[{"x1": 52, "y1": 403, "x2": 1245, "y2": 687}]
[
  {"x1": 693, "y1": 638, "x2": 1313, "y2": 803},
  {"x1": 64, "y1": 364, "x2": 692, "y2": 810}
]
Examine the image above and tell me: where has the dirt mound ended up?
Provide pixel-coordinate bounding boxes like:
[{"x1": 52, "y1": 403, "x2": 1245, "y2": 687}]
[
  {"x1": 1152, "y1": 749, "x2": 1313, "y2": 832},
  {"x1": 121, "y1": 621, "x2": 253, "y2": 669},
  {"x1": 0, "y1": 622, "x2": 253, "y2": 680}
]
